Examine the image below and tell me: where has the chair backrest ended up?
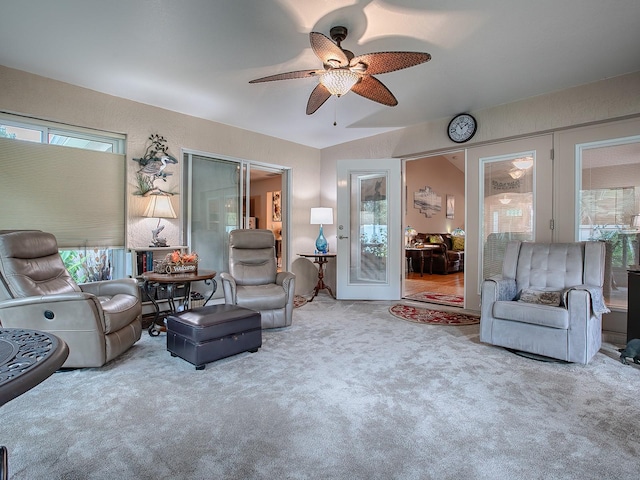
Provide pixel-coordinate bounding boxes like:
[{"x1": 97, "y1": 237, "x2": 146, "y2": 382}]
[
  {"x1": 502, "y1": 241, "x2": 605, "y2": 290},
  {"x1": 227, "y1": 229, "x2": 277, "y2": 286},
  {"x1": 0, "y1": 230, "x2": 80, "y2": 300}
]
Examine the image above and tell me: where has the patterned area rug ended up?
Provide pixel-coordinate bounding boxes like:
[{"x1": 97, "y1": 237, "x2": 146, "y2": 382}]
[
  {"x1": 293, "y1": 295, "x2": 308, "y2": 308},
  {"x1": 404, "y1": 291, "x2": 464, "y2": 307},
  {"x1": 389, "y1": 304, "x2": 479, "y2": 325}
]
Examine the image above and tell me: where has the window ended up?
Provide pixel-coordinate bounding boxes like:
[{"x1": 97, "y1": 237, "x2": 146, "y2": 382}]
[
  {"x1": 0, "y1": 113, "x2": 127, "y2": 281},
  {"x1": 0, "y1": 113, "x2": 124, "y2": 153},
  {"x1": 577, "y1": 135, "x2": 640, "y2": 309}
]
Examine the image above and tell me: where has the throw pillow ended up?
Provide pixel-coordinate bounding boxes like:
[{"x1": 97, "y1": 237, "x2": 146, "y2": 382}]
[
  {"x1": 428, "y1": 234, "x2": 444, "y2": 243},
  {"x1": 452, "y1": 236, "x2": 465, "y2": 251},
  {"x1": 518, "y1": 288, "x2": 563, "y2": 307}
]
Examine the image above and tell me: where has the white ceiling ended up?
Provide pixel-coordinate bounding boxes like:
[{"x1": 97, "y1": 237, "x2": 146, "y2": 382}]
[{"x1": 1, "y1": 0, "x2": 639, "y2": 150}]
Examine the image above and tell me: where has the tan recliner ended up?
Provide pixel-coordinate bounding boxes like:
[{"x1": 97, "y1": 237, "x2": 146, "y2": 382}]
[
  {"x1": 220, "y1": 229, "x2": 296, "y2": 329},
  {"x1": 0, "y1": 230, "x2": 142, "y2": 368}
]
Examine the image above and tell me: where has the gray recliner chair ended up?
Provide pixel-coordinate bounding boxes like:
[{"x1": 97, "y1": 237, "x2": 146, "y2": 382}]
[
  {"x1": 0, "y1": 230, "x2": 142, "y2": 368},
  {"x1": 220, "y1": 229, "x2": 295, "y2": 329},
  {"x1": 480, "y1": 241, "x2": 607, "y2": 364}
]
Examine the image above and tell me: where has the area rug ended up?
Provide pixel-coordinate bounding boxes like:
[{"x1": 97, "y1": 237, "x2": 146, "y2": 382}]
[
  {"x1": 293, "y1": 294, "x2": 308, "y2": 308},
  {"x1": 389, "y1": 304, "x2": 479, "y2": 325},
  {"x1": 404, "y1": 291, "x2": 464, "y2": 307}
]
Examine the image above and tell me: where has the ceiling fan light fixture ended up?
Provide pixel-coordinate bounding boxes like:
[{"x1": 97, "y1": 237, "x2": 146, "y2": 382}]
[
  {"x1": 319, "y1": 68, "x2": 359, "y2": 96},
  {"x1": 509, "y1": 169, "x2": 525, "y2": 179},
  {"x1": 512, "y1": 157, "x2": 534, "y2": 170}
]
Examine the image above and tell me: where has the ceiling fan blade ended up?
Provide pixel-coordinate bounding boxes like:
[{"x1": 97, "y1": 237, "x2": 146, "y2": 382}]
[
  {"x1": 249, "y1": 70, "x2": 319, "y2": 83},
  {"x1": 350, "y1": 75, "x2": 398, "y2": 106},
  {"x1": 306, "y1": 83, "x2": 332, "y2": 115},
  {"x1": 350, "y1": 52, "x2": 431, "y2": 75},
  {"x1": 310, "y1": 32, "x2": 349, "y2": 67}
]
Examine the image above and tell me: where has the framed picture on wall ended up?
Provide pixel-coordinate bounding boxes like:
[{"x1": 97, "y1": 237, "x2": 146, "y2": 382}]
[
  {"x1": 272, "y1": 191, "x2": 281, "y2": 222},
  {"x1": 446, "y1": 195, "x2": 455, "y2": 219}
]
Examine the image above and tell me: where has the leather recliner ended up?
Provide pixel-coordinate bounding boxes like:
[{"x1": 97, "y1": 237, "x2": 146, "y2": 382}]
[
  {"x1": 0, "y1": 230, "x2": 142, "y2": 368},
  {"x1": 220, "y1": 229, "x2": 295, "y2": 329}
]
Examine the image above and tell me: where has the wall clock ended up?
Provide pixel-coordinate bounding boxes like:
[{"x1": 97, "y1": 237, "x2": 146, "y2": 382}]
[{"x1": 447, "y1": 113, "x2": 477, "y2": 143}]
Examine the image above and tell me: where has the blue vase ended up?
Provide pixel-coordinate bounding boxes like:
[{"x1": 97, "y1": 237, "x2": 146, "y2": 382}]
[{"x1": 315, "y1": 225, "x2": 328, "y2": 253}]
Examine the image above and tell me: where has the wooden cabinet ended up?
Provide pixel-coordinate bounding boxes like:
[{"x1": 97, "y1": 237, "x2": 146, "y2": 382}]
[{"x1": 628, "y1": 270, "x2": 640, "y2": 342}]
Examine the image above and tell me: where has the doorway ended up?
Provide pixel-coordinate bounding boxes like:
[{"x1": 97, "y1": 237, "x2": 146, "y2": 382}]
[{"x1": 403, "y1": 152, "x2": 466, "y2": 304}]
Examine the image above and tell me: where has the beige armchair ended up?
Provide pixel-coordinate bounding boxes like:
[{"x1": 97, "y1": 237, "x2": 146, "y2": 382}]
[
  {"x1": 480, "y1": 241, "x2": 607, "y2": 364},
  {"x1": 0, "y1": 230, "x2": 142, "y2": 368},
  {"x1": 220, "y1": 229, "x2": 295, "y2": 329}
]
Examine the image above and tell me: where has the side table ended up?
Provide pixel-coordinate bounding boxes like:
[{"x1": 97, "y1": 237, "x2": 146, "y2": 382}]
[
  {"x1": 142, "y1": 269, "x2": 217, "y2": 336},
  {"x1": 405, "y1": 244, "x2": 441, "y2": 276},
  {"x1": 298, "y1": 253, "x2": 336, "y2": 301}
]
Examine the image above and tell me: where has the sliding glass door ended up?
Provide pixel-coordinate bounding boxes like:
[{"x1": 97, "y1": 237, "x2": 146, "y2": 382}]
[{"x1": 183, "y1": 152, "x2": 289, "y2": 300}]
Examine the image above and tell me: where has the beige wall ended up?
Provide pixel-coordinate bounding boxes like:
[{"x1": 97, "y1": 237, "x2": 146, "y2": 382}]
[
  {"x1": 405, "y1": 156, "x2": 465, "y2": 234},
  {"x1": 318, "y1": 71, "x2": 640, "y2": 314},
  {"x1": 0, "y1": 65, "x2": 321, "y2": 288},
  {"x1": 2, "y1": 64, "x2": 640, "y2": 301}
]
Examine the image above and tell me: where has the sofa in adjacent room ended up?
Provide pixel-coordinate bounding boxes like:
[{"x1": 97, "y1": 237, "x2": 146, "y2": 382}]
[{"x1": 409, "y1": 233, "x2": 464, "y2": 274}]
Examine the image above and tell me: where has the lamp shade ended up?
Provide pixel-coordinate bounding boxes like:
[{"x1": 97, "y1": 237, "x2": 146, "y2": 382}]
[
  {"x1": 310, "y1": 207, "x2": 333, "y2": 225},
  {"x1": 143, "y1": 195, "x2": 177, "y2": 219},
  {"x1": 632, "y1": 214, "x2": 640, "y2": 229}
]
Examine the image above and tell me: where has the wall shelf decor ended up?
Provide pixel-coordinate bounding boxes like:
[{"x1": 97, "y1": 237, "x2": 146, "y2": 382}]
[{"x1": 132, "y1": 134, "x2": 178, "y2": 197}]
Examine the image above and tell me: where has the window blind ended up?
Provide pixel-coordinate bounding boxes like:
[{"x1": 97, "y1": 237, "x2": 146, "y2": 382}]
[{"x1": 0, "y1": 137, "x2": 125, "y2": 247}]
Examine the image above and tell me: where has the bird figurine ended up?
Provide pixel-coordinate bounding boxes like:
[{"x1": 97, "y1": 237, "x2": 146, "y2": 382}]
[{"x1": 138, "y1": 155, "x2": 178, "y2": 181}]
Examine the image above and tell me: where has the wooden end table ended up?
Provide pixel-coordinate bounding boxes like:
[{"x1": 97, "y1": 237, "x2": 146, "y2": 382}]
[
  {"x1": 142, "y1": 269, "x2": 217, "y2": 336},
  {"x1": 405, "y1": 244, "x2": 441, "y2": 276},
  {"x1": 298, "y1": 253, "x2": 336, "y2": 301}
]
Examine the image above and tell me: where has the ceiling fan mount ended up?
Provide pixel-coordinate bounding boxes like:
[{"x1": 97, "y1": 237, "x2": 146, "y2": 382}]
[
  {"x1": 329, "y1": 26, "x2": 348, "y2": 45},
  {"x1": 249, "y1": 26, "x2": 431, "y2": 115}
]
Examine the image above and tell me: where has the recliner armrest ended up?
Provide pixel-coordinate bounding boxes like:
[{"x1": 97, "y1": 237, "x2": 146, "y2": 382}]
[
  {"x1": 276, "y1": 272, "x2": 296, "y2": 297},
  {"x1": 220, "y1": 272, "x2": 237, "y2": 303},
  {"x1": 482, "y1": 275, "x2": 517, "y2": 302},
  {"x1": 79, "y1": 278, "x2": 140, "y2": 298}
]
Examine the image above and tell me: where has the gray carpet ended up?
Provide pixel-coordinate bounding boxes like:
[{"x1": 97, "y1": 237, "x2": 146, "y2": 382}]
[{"x1": 2, "y1": 297, "x2": 639, "y2": 479}]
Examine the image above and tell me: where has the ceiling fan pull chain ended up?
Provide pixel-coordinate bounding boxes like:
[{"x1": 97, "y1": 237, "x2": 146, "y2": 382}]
[{"x1": 333, "y1": 96, "x2": 338, "y2": 126}]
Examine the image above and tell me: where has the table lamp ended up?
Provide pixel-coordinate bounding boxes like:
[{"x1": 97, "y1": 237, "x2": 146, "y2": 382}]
[
  {"x1": 310, "y1": 207, "x2": 333, "y2": 254},
  {"x1": 143, "y1": 194, "x2": 177, "y2": 247}
]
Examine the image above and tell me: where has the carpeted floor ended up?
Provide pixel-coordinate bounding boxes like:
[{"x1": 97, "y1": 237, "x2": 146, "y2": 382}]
[
  {"x1": 2, "y1": 297, "x2": 639, "y2": 479},
  {"x1": 403, "y1": 291, "x2": 464, "y2": 307}
]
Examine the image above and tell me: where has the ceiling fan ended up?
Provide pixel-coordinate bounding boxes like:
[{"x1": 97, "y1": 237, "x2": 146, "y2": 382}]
[{"x1": 249, "y1": 26, "x2": 431, "y2": 115}]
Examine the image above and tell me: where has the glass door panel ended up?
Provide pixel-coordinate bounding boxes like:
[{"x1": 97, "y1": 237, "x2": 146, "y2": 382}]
[
  {"x1": 577, "y1": 135, "x2": 640, "y2": 309},
  {"x1": 351, "y1": 173, "x2": 389, "y2": 284},
  {"x1": 186, "y1": 154, "x2": 240, "y2": 300},
  {"x1": 481, "y1": 153, "x2": 535, "y2": 279}
]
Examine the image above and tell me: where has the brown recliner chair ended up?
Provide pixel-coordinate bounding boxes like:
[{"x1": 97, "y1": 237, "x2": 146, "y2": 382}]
[
  {"x1": 0, "y1": 230, "x2": 142, "y2": 368},
  {"x1": 220, "y1": 229, "x2": 296, "y2": 329}
]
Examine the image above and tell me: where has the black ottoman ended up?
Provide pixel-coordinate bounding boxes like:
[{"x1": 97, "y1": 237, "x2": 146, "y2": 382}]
[{"x1": 166, "y1": 304, "x2": 261, "y2": 370}]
